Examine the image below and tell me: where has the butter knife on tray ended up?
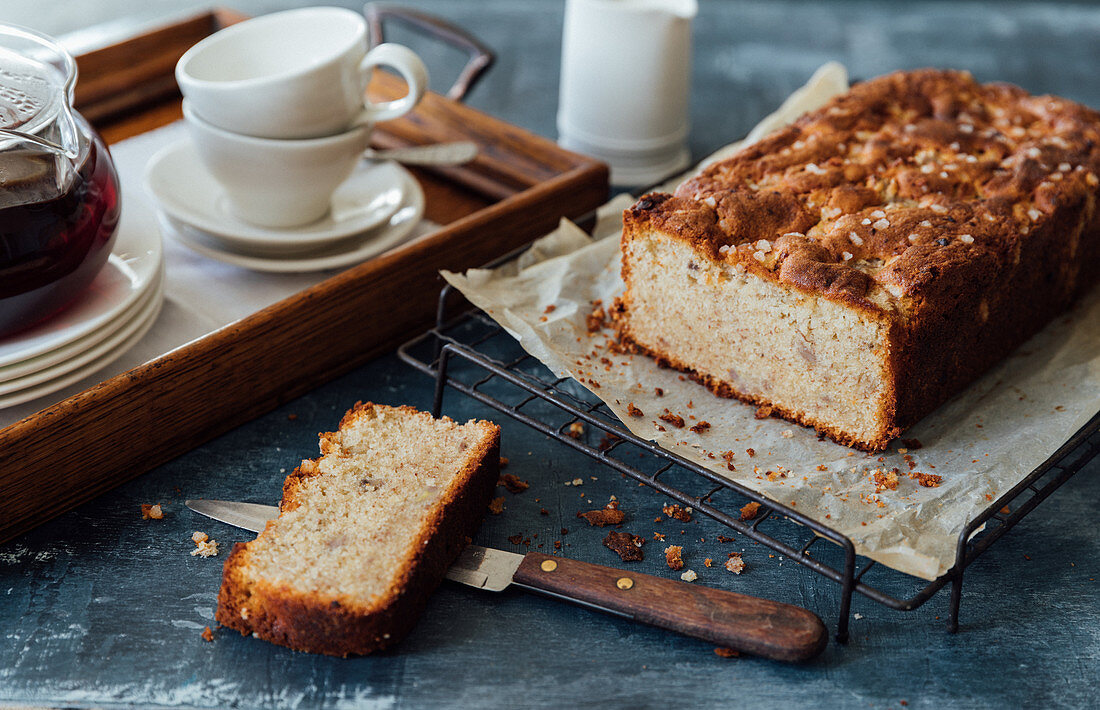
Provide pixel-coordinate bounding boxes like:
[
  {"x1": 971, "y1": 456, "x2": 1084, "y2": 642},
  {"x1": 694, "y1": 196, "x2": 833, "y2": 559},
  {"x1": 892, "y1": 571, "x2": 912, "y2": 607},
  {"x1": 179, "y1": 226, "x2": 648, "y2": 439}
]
[{"x1": 186, "y1": 498, "x2": 827, "y2": 662}]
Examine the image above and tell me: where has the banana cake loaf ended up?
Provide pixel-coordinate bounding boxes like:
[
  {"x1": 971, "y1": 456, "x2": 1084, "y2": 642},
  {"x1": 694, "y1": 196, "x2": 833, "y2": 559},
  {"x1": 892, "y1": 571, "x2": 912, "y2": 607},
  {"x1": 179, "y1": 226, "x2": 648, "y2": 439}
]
[
  {"x1": 617, "y1": 69, "x2": 1100, "y2": 451},
  {"x1": 216, "y1": 402, "x2": 500, "y2": 656}
]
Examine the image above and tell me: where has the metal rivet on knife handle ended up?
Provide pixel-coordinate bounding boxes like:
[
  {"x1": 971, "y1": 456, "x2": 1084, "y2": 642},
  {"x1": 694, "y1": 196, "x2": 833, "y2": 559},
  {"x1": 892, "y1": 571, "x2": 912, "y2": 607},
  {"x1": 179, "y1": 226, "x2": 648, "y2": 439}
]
[
  {"x1": 541, "y1": 559, "x2": 558, "y2": 572},
  {"x1": 616, "y1": 577, "x2": 634, "y2": 590}
]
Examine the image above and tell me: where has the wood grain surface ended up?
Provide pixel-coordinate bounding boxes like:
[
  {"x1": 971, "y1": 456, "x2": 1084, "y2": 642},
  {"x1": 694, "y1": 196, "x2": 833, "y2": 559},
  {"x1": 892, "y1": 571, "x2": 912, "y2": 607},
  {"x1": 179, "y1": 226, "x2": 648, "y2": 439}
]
[
  {"x1": 514, "y1": 551, "x2": 827, "y2": 661},
  {"x1": 0, "y1": 10, "x2": 608, "y2": 545}
]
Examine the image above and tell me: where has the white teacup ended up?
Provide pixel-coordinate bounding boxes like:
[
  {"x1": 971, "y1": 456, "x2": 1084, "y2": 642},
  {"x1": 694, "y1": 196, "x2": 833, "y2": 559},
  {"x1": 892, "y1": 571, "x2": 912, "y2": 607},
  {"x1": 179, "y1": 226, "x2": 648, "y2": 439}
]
[
  {"x1": 183, "y1": 101, "x2": 371, "y2": 228},
  {"x1": 176, "y1": 6, "x2": 428, "y2": 139}
]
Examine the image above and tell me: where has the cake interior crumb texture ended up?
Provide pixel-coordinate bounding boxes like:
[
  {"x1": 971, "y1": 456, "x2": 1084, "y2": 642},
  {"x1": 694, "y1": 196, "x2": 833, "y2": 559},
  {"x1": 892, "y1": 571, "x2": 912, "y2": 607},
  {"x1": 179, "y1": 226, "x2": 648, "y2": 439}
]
[
  {"x1": 619, "y1": 68, "x2": 1100, "y2": 450},
  {"x1": 216, "y1": 402, "x2": 500, "y2": 656}
]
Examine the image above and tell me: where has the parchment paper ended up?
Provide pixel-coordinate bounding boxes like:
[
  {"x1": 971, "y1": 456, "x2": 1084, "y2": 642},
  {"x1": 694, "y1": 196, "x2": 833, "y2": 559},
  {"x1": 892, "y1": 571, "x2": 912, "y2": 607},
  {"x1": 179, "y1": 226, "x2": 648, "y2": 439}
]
[{"x1": 442, "y1": 63, "x2": 1100, "y2": 580}]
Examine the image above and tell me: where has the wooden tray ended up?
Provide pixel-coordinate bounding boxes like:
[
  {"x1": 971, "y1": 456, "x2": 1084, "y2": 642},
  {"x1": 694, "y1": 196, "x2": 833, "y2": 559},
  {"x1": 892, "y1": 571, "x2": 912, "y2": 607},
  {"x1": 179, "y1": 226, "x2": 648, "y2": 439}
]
[{"x1": 0, "y1": 9, "x2": 608, "y2": 544}]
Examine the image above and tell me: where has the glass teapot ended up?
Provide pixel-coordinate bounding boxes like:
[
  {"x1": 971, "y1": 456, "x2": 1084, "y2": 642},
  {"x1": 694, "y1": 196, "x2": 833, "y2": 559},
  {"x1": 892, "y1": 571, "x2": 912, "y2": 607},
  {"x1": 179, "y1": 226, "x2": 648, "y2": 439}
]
[{"x1": 0, "y1": 23, "x2": 121, "y2": 337}]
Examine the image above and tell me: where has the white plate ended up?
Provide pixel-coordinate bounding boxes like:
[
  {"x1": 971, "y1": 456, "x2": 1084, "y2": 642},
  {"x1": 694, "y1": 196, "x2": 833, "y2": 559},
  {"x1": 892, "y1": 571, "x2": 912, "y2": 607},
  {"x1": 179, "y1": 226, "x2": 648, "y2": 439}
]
[
  {"x1": 144, "y1": 140, "x2": 408, "y2": 255},
  {"x1": 0, "y1": 220, "x2": 164, "y2": 369},
  {"x1": 0, "y1": 275, "x2": 164, "y2": 408},
  {"x1": 0, "y1": 266, "x2": 161, "y2": 383},
  {"x1": 157, "y1": 169, "x2": 426, "y2": 273}
]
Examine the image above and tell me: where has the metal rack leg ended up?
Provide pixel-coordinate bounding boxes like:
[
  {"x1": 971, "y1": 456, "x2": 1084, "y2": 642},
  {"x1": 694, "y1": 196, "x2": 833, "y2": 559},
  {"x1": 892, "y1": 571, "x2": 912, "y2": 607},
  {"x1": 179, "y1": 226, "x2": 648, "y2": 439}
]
[
  {"x1": 948, "y1": 570, "x2": 963, "y2": 632},
  {"x1": 432, "y1": 346, "x2": 452, "y2": 418},
  {"x1": 836, "y1": 545, "x2": 855, "y2": 644}
]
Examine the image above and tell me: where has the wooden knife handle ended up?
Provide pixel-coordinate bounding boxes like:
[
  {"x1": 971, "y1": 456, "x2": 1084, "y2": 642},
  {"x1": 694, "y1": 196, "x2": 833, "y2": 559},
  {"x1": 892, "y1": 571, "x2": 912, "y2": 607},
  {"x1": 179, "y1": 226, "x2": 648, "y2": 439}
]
[{"x1": 512, "y1": 552, "x2": 827, "y2": 662}]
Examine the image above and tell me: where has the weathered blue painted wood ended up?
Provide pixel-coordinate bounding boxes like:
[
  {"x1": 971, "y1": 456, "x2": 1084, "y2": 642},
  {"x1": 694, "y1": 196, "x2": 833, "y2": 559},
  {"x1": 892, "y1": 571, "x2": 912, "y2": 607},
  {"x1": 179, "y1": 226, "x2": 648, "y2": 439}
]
[{"x1": 2, "y1": 1, "x2": 1100, "y2": 708}]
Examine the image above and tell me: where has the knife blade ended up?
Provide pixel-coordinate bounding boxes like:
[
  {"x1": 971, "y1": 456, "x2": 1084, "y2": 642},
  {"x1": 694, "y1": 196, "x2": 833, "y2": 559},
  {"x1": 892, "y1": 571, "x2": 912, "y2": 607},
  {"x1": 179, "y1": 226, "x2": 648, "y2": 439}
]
[{"x1": 186, "y1": 498, "x2": 827, "y2": 661}]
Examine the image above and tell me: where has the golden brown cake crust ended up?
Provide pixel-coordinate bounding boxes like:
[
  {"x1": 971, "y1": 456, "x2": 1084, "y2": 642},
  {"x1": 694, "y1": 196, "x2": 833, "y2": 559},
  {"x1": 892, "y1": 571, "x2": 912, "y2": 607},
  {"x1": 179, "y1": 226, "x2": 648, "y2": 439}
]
[
  {"x1": 619, "y1": 69, "x2": 1100, "y2": 450},
  {"x1": 215, "y1": 402, "x2": 501, "y2": 656},
  {"x1": 627, "y1": 68, "x2": 1100, "y2": 312}
]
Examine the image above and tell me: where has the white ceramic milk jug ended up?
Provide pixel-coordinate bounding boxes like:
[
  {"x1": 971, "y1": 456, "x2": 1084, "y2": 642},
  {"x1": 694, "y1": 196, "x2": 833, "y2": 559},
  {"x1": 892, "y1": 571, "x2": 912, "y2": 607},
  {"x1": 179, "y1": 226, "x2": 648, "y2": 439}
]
[{"x1": 557, "y1": 0, "x2": 698, "y2": 187}]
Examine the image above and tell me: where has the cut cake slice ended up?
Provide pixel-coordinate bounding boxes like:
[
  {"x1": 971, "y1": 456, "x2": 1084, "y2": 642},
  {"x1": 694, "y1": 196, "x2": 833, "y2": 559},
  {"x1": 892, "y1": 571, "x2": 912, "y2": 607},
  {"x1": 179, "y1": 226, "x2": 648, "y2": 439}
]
[{"x1": 215, "y1": 402, "x2": 500, "y2": 656}]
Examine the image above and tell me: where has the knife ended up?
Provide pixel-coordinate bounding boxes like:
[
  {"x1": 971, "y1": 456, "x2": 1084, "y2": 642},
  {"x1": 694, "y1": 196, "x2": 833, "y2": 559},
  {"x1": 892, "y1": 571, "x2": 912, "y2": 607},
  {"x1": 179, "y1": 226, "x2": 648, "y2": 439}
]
[{"x1": 186, "y1": 498, "x2": 827, "y2": 662}]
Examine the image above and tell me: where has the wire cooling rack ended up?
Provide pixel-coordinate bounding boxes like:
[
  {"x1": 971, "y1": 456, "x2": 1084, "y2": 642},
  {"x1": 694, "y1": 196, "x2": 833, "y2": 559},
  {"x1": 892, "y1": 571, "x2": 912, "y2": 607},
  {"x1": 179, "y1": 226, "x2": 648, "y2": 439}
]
[{"x1": 398, "y1": 270, "x2": 1100, "y2": 643}]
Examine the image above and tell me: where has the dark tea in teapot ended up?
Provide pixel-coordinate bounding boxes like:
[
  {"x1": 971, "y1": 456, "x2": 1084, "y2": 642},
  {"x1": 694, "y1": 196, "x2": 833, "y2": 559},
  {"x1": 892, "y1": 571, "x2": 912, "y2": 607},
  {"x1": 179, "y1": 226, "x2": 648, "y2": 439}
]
[{"x1": 0, "y1": 25, "x2": 121, "y2": 337}]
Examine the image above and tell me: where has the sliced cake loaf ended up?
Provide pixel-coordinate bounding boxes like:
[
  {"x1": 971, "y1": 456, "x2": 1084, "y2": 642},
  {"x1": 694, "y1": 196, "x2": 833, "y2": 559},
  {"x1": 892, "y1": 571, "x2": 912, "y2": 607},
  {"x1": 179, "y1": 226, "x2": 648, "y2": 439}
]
[
  {"x1": 216, "y1": 402, "x2": 500, "y2": 656},
  {"x1": 617, "y1": 69, "x2": 1100, "y2": 450}
]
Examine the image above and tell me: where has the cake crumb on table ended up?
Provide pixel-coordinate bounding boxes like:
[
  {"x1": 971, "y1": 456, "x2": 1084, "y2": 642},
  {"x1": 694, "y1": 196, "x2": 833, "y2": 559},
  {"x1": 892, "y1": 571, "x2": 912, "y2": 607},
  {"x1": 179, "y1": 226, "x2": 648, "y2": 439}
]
[
  {"x1": 498, "y1": 473, "x2": 529, "y2": 493},
  {"x1": 201, "y1": 626, "x2": 214, "y2": 642},
  {"x1": 488, "y1": 497, "x2": 506, "y2": 515},
  {"x1": 664, "y1": 545, "x2": 684, "y2": 570},
  {"x1": 739, "y1": 502, "x2": 761, "y2": 521},
  {"x1": 140, "y1": 504, "x2": 164, "y2": 520},
  {"x1": 577, "y1": 507, "x2": 626, "y2": 526},
  {"x1": 603, "y1": 531, "x2": 645, "y2": 561},
  {"x1": 662, "y1": 503, "x2": 692, "y2": 522},
  {"x1": 627, "y1": 403, "x2": 644, "y2": 417},
  {"x1": 680, "y1": 569, "x2": 698, "y2": 582},
  {"x1": 566, "y1": 422, "x2": 585, "y2": 439},
  {"x1": 689, "y1": 420, "x2": 711, "y2": 433},
  {"x1": 704, "y1": 558, "x2": 714, "y2": 568},
  {"x1": 714, "y1": 647, "x2": 740, "y2": 658},
  {"x1": 191, "y1": 534, "x2": 219, "y2": 558},
  {"x1": 725, "y1": 553, "x2": 746, "y2": 574}
]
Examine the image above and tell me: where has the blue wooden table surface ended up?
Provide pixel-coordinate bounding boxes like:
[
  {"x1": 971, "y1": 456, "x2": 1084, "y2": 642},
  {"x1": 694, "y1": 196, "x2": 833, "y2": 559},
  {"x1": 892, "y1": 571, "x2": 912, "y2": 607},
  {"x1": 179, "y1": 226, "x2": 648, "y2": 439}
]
[{"x1": 2, "y1": 1, "x2": 1099, "y2": 708}]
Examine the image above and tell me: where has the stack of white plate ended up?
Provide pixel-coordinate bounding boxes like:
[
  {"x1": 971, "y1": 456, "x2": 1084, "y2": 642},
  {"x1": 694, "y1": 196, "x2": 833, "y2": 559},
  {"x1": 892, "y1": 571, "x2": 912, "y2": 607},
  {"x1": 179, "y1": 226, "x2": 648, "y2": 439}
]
[
  {"x1": 144, "y1": 141, "x2": 426, "y2": 273},
  {"x1": 0, "y1": 226, "x2": 165, "y2": 409}
]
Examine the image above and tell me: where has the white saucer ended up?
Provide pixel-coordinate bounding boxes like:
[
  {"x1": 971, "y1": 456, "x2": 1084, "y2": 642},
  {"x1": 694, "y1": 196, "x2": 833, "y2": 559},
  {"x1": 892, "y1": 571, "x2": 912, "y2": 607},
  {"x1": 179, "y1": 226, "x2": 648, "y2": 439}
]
[
  {"x1": 0, "y1": 265, "x2": 161, "y2": 384},
  {"x1": 0, "y1": 220, "x2": 164, "y2": 369},
  {"x1": 144, "y1": 140, "x2": 409, "y2": 255},
  {"x1": 0, "y1": 274, "x2": 164, "y2": 407},
  {"x1": 157, "y1": 171, "x2": 425, "y2": 273}
]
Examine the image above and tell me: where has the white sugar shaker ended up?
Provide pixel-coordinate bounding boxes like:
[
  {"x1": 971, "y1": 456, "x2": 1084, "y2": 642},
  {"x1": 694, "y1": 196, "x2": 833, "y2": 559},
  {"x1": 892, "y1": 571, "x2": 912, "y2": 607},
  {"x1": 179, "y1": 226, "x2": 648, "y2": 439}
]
[{"x1": 557, "y1": 0, "x2": 698, "y2": 187}]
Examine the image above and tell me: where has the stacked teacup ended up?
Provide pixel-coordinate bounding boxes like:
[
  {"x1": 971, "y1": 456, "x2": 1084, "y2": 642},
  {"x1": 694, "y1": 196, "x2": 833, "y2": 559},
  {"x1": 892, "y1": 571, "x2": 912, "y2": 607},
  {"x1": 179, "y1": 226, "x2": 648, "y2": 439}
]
[{"x1": 176, "y1": 7, "x2": 427, "y2": 228}]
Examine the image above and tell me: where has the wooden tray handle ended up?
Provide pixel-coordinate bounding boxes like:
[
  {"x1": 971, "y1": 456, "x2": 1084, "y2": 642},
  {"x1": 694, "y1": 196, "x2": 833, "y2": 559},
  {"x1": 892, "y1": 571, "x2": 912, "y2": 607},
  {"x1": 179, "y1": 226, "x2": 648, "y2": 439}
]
[
  {"x1": 365, "y1": 3, "x2": 495, "y2": 102},
  {"x1": 513, "y1": 552, "x2": 828, "y2": 662}
]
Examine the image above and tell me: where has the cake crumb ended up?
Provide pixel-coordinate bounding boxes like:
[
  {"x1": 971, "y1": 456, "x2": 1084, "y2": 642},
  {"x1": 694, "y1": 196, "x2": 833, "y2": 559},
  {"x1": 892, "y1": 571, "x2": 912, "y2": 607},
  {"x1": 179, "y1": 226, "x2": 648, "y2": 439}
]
[
  {"x1": 586, "y1": 305, "x2": 607, "y2": 333},
  {"x1": 690, "y1": 421, "x2": 711, "y2": 434},
  {"x1": 507, "y1": 534, "x2": 523, "y2": 545},
  {"x1": 662, "y1": 503, "x2": 693, "y2": 522},
  {"x1": 664, "y1": 545, "x2": 684, "y2": 570},
  {"x1": 488, "y1": 497, "x2": 506, "y2": 515},
  {"x1": 567, "y1": 421, "x2": 585, "y2": 439},
  {"x1": 140, "y1": 504, "x2": 164, "y2": 520},
  {"x1": 714, "y1": 647, "x2": 740, "y2": 658},
  {"x1": 540, "y1": 507, "x2": 550, "y2": 516},
  {"x1": 659, "y1": 411, "x2": 685, "y2": 428},
  {"x1": 627, "y1": 402, "x2": 644, "y2": 417},
  {"x1": 872, "y1": 468, "x2": 899, "y2": 492},
  {"x1": 191, "y1": 536, "x2": 219, "y2": 558},
  {"x1": 739, "y1": 501, "x2": 761, "y2": 521},
  {"x1": 603, "y1": 532, "x2": 645, "y2": 561},
  {"x1": 578, "y1": 508, "x2": 626, "y2": 526},
  {"x1": 704, "y1": 558, "x2": 714, "y2": 568},
  {"x1": 680, "y1": 569, "x2": 698, "y2": 582},
  {"x1": 498, "y1": 473, "x2": 529, "y2": 493},
  {"x1": 654, "y1": 387, "x2": 664, "y2": 397},
  {"x1": 653, "y1": 532, "x2": 666, "y2": 541},
  {"x1": 201, "y1": 626, "x2": 214, "y2": 642},
  {"x1": 725, "y1": 553, "x2": 746, "y2": 574},
  {"x1": 598, "y1": 432, "x2": 622, "y2": 451},
  {"x1": 746, "y1": 448, "x2": 755, "y2": 457},
  {"x1": 499, "y1": 456, "x2": 509, "y2": 469},
  {"x1": 912, "y1": 472, "x2": 943, "y2": 487},
  {"x1": 781, "y1": 429, "x2": 794, "y2": 438},
  {"x1": 754, "y1": 405, "x2": 774, "y2": 420}
]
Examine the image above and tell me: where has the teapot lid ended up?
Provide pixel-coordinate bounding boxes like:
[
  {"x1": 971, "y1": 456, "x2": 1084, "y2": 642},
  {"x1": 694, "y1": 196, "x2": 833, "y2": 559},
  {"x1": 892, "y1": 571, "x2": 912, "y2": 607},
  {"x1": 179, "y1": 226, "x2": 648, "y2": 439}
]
[{"x1": 0, "y1": 25, "x2": 75, "y2": 137}]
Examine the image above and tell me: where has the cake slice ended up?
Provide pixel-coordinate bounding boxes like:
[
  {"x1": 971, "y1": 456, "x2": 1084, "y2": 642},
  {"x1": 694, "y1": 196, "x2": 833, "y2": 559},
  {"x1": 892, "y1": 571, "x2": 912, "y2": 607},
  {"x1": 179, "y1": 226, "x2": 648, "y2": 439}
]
[
  {"x1": 617, "y1": 69, "x2": 1100, "y2": 450},
  {"x1": 215, "y1": 402, "x2": 500, "y2": 656}
]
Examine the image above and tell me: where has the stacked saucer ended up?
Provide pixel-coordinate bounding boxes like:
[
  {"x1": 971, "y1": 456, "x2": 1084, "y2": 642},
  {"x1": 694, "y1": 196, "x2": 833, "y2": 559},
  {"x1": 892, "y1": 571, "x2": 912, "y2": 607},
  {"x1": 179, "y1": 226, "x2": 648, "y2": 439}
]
[
  {"x1": 144, "y1": 141, "x2": 426, "y2": 273},
  {"x1": 0, "y1": 226, "x2": 164, "y2": 408}
]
